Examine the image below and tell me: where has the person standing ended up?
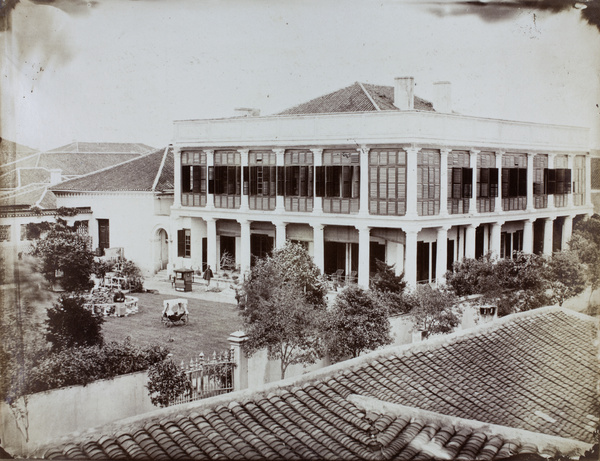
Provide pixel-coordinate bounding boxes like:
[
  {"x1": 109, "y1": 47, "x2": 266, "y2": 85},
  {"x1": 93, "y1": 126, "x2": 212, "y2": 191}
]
[{"x1": 203, "y1": 265, "x2": 214, "y2": 287}]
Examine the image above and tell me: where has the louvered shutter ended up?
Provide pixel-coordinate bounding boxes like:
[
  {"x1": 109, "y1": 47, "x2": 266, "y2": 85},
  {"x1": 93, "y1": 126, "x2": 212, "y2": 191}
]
[{"x1": 177, "y1": 229, "x2": 185, "y2": 257}]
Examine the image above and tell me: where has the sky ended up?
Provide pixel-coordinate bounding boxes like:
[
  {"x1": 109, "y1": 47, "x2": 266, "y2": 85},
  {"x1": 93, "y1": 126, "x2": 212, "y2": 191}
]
[{"x1": 1, "y1": 0, "x2": 599, "y2": 152}]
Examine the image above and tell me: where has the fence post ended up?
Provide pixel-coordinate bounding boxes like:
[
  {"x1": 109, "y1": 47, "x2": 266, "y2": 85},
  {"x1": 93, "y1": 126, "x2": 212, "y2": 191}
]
[{"x1": 228, "y1": 331, "x2": 248, "y2": 391}]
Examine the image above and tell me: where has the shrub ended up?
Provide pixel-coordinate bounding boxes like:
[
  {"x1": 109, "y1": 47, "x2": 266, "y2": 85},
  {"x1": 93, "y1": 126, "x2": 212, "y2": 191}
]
[
  {"x1": 370, "y1": 260, "x2": 406, "y2": 294},
  {"x1": 147, "y1": 358, "x2": 191, "y2": 407},
  {"x1": 408, "y1": 285, "x2": 460, "y2": 338},
  {"x1": 121, "y1": 259, "x2": 144, "y2": 292},
  {"x1": 45, "y1": 296, "x2": 104, "y2": 351}
]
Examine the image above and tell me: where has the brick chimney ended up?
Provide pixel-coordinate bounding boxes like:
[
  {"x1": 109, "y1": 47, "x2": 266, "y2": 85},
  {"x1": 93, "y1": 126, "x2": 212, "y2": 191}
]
[
  {"x1": 394, "y1": 77, "x2": 414, "y2": 110},
  {"x1": 433, "y1": 81, "x2": 452, "y2": 113}
]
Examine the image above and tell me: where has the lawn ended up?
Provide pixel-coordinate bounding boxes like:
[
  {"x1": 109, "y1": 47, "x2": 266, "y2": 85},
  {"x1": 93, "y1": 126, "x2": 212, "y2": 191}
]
[{"x1": 101, "y1": 292, "x2": 243, "y2": 366}]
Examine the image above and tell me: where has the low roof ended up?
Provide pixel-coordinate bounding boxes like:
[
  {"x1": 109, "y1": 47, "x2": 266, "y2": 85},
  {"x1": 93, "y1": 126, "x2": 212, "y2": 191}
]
[
  {"x1": 43, "y1": 142, "x2": 155, "y2": 154},
  {"x1": 278, "y1": 82, "x2": 435, "y2": 115},
  {"x1": 0, "y1": 138, "x2": 38, "y2": 165},
  {"x1": 40, "y1": 307, "x2": 598, "y2": 460},
  {"x1": 51, "y1": 147, "x2": 173, "y2": 193},
  {"x1": 0, "y1": 184, "x2": 57, "y2": 208}
]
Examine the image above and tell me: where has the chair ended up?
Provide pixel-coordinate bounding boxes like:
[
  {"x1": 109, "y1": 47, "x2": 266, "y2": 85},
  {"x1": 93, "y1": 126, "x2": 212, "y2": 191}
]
[{"x1": 162, "y1": 299, "x2": 189, "y2": 326}]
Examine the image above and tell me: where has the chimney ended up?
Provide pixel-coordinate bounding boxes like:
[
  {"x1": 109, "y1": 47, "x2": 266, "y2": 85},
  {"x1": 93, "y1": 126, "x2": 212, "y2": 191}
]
[
  {"x1": 49, "y1": 168, "x2": 62, "y2": 185},
  {"x1": 234, "y1": 108, "x2": 260, "y2": 117},
  {"x1": 394, "y1": 77, "x2": 414, "y2": 110},
  {"x1": 433, "y1": 81, "x2": 452, "y2": 113}
]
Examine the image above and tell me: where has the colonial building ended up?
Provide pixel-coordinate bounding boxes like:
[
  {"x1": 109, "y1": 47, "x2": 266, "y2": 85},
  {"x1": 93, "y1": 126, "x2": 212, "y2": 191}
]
[{"x1": 170, "y1": 78, "x2": 593, "y2": 287}]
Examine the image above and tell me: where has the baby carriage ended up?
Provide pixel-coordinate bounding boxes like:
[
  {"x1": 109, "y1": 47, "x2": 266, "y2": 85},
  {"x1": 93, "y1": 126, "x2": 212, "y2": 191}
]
[{"x1": 162, "y1": 299, "x2": 189, "y2": 326}]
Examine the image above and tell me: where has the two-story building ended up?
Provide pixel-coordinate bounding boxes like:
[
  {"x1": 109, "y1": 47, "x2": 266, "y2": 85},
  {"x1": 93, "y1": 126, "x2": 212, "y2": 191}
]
[{"x1": 170, "y1": 78, "x2": 593, "y2": 287}]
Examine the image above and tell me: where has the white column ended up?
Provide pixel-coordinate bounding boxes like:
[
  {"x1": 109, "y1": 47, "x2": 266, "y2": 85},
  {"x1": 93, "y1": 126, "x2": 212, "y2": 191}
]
[
  {"x1": 547, "y1": 153, "x2": 555, "y2": 209},
  {"x1": 395, "y1": 241, "x2": 405, "y2": 277},
  {"x1": 405, "y1": 147, "x2": 420, "y2": 218},
  {"x1": 491, "y1": 221, "x2": 503, "y2": 259},
  {"x1": 205, "y1": 150, "x2": 215, "y2": 209},
  {"x1": 526, "y1": 152, "x2": 535, "y2": 212},
  {"x1": 312, "y1": 224, "x2": 325, "y2": 275},
  {"x1": 173, "y1": 146, "x2": 182, "y2": 208},
  {"x1": 274, "y1": 221, "x2": 287, "y2": 249},
  {"x1": 311, "y1": 148, "x2": 323, "y2": 213},
  {"x1": 239, "y1": 149, "x2": 249, "y2": 211},
  {"x1": 585, "y1": 154, "x2": 592, "y2": 208},
  {"x1": 358, "y1": 146, "x2": 370, "y2": 216},
  {"x1": 522, "y1": 219, "x2": 534, "y2": 254},
  {"x1": 543, "y1": 217, "x2": 554, "y2": 256},
  {"x1": 436, "y1": 226, "x2": 449, "y2": 285},
  {"x1": 567, "y1": 154, "x2": 575, "y2": 208},
  {"x1": 465, "y1": 224, "x2": 476, "y2": 259},
  {"x1": 440, "y1": 148, "x2": 450, "y2": 217},
  {"x1": 482, "y1": 224, "x2": 489, "y2": 256},
  {"x1": 469, "y1": 150, "x2": 479, "y2": 215},
  {"x1": 206, "y1": 217, "x2": 217, "y2": 271},
  {"x1": 238, "y1": 219, "x2": 251, "y2": 274},
  {"x1": 190, "y1": 218, "x2": 203, "y2": 269},
  {"x1": 357, "y1": 225, "x2": 370, "y2": 288},
  {"x1": 562, "y1": 215, "x2": 573, "y2": 250},
  {"x1": 404, "y1": 228, "x2": 420, "y2": 289},
  {"x1": 495, "y1": 151, "x2": 504, "y2": 212},
  {"x1": 228, "y1": 331, "x2": 248, "y2": 391}
]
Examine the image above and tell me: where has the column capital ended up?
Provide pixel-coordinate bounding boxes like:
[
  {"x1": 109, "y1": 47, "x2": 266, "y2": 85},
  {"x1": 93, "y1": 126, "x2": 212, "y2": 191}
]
[
  {"x1": 440, "y1": 148, "x2": 451, "y2": 155},
  {"x1": 203, "y1": 149, "x2": 214, "y2": 155},
  {"x1": 438, "y1": 225, "x2": 452, "y2": 232},
  {"x1": 355, "y1": 224, "x2": 371, "y2": 233},
  {"x1": 404, "y1": 146, "x2": 421, "y2": 155},
  {"x1": 403, "y1": 226, "x2": 422, "y2": 235},
  {"x1": 545, "y1": 216, "x2": 555, "y2": 222},
  {"x1": 469, "y1": 149, "x2": 481, "y2": 155},
  {"x1": 358, "y1": 145, "x2": 370, "y2": 155},
  {"x1": 237, "y1": 148, "x2": 250, "y2": 155},
  {"x1": 273, "y1": 220, "x2": 288, "y2": 228},
  {"x1": 310, "y1": 148, "x2": 323, "y2": 155},
  {"x1": 272, "y1": 148, "x2": 286, "y2": 156},
  {"x1": 172, "y1": 145, "x2": 181, "y2": 154},
  {"x1": 491, "y1": 220, "x2": 505, "y2": 228},
  {"x1": 524, "y1": 218, "x2": 535, "y2": 224},
  {"x1": 237, "y1": 218, "x2": 251, "y2": 226},
  {"x1": 205, "y1": 217, "x2": 216, "y2": 223},
  {"x1": 526, "y1": 152, "x2": 536, "y2": 158},
  {"x1": 311, "y1": 223, "x2": 325, "y2": 232}
]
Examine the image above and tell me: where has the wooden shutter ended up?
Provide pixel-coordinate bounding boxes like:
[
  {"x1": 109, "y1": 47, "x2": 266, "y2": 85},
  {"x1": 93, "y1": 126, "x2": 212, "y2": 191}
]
[
  {"x1": 277, "y1": 166, "x2": 284, "y2": 196},
  {"x1": 462, "y1": 167, "x2": 473, "y2": 198},
  {"x1": 243, "y1": 166, "x2": 250, "y2": 195},
  {"x1": 555, "y1": 168, "x2": 565, "y2": 195},
  {"x1": 181, "y1": 166, "x2": 191, "y2": 192},
  {"x1": 307, "y1": 165, "x2": 314, "y2": 197},
  {"x1": 352, "y1": 165, "x2": 360, "y2": 198},
  {"x1": 192, "y1": 165, "x2": 201, "y2": 193},
  {"x1": 177, "y1": 229, "x2": 185, "y2": 257},
  {"x1": 315, "y1": 166, "x2": 325, "y2": 197},
  {"x1": 518, "y1": 168, "x2": 527, "y2": 197},
  {"x1": 451, "y1": 168, "x2": 462, "y2": 199},
  {"x1": 208, "y1": 166, "x2": 214, "y2": 194},
  {"x1": 200, "y1": 165, "x2": 207, "y2": 194},
  {"x1": 509, "y1": 168, "x2": 519, "y2": 197},
  {"x1": 479, "y1": 168, "x2": 489, "y2": 198},
  {"x1": 490, "y1": 168, "x2": 499, "y2": 197},
  {"x1": 564, "y1": 169, "x2": 572, "y2": 193},
  {"x1": 545, "y1": 168, "x2": 556, "y2": 194},
  {"x1": 342, "y1": 166, "x2": 352, "y2": 198}
]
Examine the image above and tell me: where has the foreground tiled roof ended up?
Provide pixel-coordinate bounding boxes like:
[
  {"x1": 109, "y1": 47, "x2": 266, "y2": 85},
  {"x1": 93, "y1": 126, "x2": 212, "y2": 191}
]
[
  {"x1": 40, "y1": 308, "x2": 598, "y2": 460},
  {"x1": 278, "y1": 82, "x2": 435, "y2": 115},
  {"x1": 51, "y1": 147, "x2": 173, "y2": 193}
]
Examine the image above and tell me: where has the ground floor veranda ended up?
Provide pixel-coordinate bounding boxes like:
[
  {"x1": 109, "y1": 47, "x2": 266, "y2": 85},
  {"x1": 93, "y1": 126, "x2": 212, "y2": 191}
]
[{"x1": 167, "y1": 212, "x2": 585, "y2": 288}]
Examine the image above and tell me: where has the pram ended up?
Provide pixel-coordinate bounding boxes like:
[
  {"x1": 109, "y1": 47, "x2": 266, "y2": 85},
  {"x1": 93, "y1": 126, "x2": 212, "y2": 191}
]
[{"x1": 162, "y1": 299, "x2": 189, "y2": 326}]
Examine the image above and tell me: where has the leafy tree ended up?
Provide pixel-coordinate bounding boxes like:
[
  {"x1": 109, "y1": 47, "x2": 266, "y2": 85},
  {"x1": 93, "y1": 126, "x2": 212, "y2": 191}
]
[
  {"x1": 408, "y1": 285, "x2": 460, "y2": 338},
  {"x1": 120, "y1": 259, "x2": 144, "y2": 292},
  {"x1": 324, "y1": 286, "x2": 392, "y2": 362},
  {"x1": 45, "y1": 296, "x2": 104, "y2": 351},
  {"x1": 446, "y1": 254, "x2": 496, "y2": 297},
  {"x1": 30, "y1": 220, "x2": 94, "y2": 292},
  {"x1": 547, "y1": 250, "x2": 586, "y2": 306},
  {"x1": 147, "y1": 358, "x2": 191, "y2": 407},
  {"x1": 240, "y1": 242, "x2": 327, "y2": 379},
  {"x1": 570, "y1": 215, "x2": 600, "y2": 307},
  {"x1": 370, "y1": 259, "x2": 406, "y2": 293}
]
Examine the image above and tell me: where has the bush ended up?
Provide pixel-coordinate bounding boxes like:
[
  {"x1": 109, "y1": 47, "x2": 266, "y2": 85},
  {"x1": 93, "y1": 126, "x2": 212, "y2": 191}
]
[
  {"x1": 24, "y1": 338, "x2": 168, "y2": 394},
  {"x1": 121, "y1": 259, "x2": 144, "y2": 292},
  {"x1": 147, "y1": 359, "x2": 191, "y2": 407},
  {"x1": 408, "y1": 285, "x2": 460, "y2": 338},
  {"x1": 370, "y1": 260, "x2": 406, "y2": 294},
  {"x1": 45, "y1": 296, "x2": 104, "y2": 351}
]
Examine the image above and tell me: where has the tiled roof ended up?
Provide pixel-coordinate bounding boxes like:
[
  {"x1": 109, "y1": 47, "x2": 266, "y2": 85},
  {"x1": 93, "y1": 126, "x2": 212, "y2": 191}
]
[
  {"x1": 43, "y1": 142, "x2": 155, "y2": 154},
  {"x1": 278, "y1": 82, "x2": 435, "y2": 115},
  {"x1": 37, "y1": 153, "x2": 145, "y2": 177},
  {"x1": 0, "y1": 138, "x2": 37, "y2": 165},
  {"x1": 51, "y1": 147, "x2": 173, "y2": 193},
  {"x1": 40, "y1": 308, "x2": 598, "y2": 460},
  {"x1": 0, "y1": 184, "x2": 56, "y2": 208}
]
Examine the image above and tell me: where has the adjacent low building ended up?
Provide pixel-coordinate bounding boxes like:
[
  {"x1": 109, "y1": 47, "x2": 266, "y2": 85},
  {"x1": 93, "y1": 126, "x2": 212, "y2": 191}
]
[{"x1": 170, "y1": 78, "x2": 593, "y2": 287}]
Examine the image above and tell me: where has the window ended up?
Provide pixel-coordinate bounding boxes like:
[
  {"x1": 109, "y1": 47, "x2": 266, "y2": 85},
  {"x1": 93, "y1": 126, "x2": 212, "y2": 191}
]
[
  {"x1": 544, "y1": 168, "x2": 572, "y2": 195},
  {"x1": 177, "y1": 229, "x2": 191, "y2": 258},
  {"x1": 417, "y1": 150, "x2": 440, "y2": 216},
  {"x1": 369, "y1": 149, "x2": 406, "y2": 216},
  {"x1": 285, "y1": 165, "x2": 313, "y2": 197},
  {"x1": 477, "y1": 168, "x2": 499, "y2": 198},
  {"x1": 321, "y1": 150, "x2": 360, "y2": 214},
  {"x1": 501, "y1": 230, "x2": 523, "y2": 259},
  {"x1": 0, "y1": 225, "x2": 11, "y2": 242},
  {"x1": 321, "y1": 165, "x2": 359, "y2": 198},
  {"x1": 450, "y1": 167, "x2": 473, "y2": 199},
  {"x1": 501, "y1": 168, "x2": 527, "y2": 198}
]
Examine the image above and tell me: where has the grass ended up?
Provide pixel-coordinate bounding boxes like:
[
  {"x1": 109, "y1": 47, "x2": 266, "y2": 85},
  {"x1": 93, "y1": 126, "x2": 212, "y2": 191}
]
[{"x1": 101, "y1": 292, "x2": 243, "y2": 366}]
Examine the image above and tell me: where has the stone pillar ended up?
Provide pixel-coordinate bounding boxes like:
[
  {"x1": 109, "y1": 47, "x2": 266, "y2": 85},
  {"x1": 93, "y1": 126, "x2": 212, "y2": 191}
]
[
  {"x1": 543, "y1": 217, "x2": 554, "y2": 256},
  {"x1": 482, "y1": 224, "x2": 489, "y2": 256},
  {"x1": 491, "y1": 222, "x2": 503, "y2": 259},
  {"x1": 358, "y1": 146, "x2": 370, "y2": 216},
  {"x1": 495, "y1": 151, "x2": 504, "y2": 212},
  {"x1": 469, "y1": 150, "x2": 479, "y2": 215},
  {"x1": 274, "y1": 221, "x2": 287, "y2": 249},
  {"x1": 526, "y1": 152, "x2": 535, "y2": 212},
  {"x1": 522, "y1": 219, "x2": 534, "y2": 254},
  {"x1": 206, "y1": 217, "x2": 217, "y2": 270},
  {"x1": 173, "y1": 146, "x2": 182, "y2": 208},
  {"x1": 465, "y1": 224, "x2": 476, "y2": 259},
  {"x1": 404, "y1": 228, "x2": 420, "y2": 289},
  {"x1": 357, "y1": 225, "x2": 370, "y2": 288},
  {"x1": 405, "y1": 147, "x2": 420, "y2": 218},
  {"x1": 239, "y1": 219, "x2": 251, "y2": 274},
  {"x1": 585, "y1": 154, "x2": 592, "y2": 208},
  {"x1": 311, "y1": 148, "x2": 323, "y2": 213},
  {"x1": 547, "y1": 154, "x2": 555, "y2": 209},
  {"x1": 228, "y1": 331, "x2": 248, "y2": 391},
  {"x1": 562, "y1": 215, "x2": 573, "y2": 250},
  {"x1": 440, "y1": 148, "x2": 450, "y2": 217},
  {"x1": 205, "y1": 149, "x2": 215, "y2": 209},
  {"x1": 190, "y1": 218, "x2": 204, "y2": 269},
  {"x1": 239, "y1": 149, "x2": 249, "y2": 211},
  {"x1": 312, "y1": 224, "x2": 325, "y2": 274},
  {"x1": 436, "y1": 226, "x2": 449, "y2": 284}
]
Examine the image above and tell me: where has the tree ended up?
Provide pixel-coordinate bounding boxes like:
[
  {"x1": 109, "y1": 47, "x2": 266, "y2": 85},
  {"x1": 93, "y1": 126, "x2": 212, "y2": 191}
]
[
  {"x1": 147, "y1": 358, "x2": 191, "y2": 407},
  {"x1": 570, "y1": 215, "x2": 600, "y2": 307},
  {"x1": 240, "y1": 242, "x2": 327, "y2": 379},
  {"x1": 370, "y1": 260, "x2": 413, "y2": 316},
  {"x1": 324, "y1": 286, "x2": 392, "y2": 362},
  {"x1": 547, "y1": 250, "x2": 586, "y2": 306},
  {"x1": 45, "y1": 296, "x2": 104, "y2": 351},
  {"x1": 30, "y1": 220, "x2": 94, "y2": 292},
  {"x1": 408, "y1": 285, "x2": 460, "y2": 338},
  {"x1": 446, "y1": 254, "x2": 496, "y2": 297}
]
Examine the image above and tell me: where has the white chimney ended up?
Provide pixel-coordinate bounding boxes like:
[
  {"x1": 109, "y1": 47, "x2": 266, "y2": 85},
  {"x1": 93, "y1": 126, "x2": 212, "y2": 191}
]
[
  {"x1": 433, "y1": 81, "x2": 452, "y2": 113},
  {"x1": 394, "y1": 77, "x2": 415, "y2": 110},
  {"x1": 234, "y1": 108, "x2": 260, "y2": 117},
  {"x1": 49, "y1": 168, "x2": 62, "y2": 185}
]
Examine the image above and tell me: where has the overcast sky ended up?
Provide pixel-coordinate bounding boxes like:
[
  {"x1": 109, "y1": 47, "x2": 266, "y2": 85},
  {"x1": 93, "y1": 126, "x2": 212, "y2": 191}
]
[{"x1": 1, "y1": 0, "x2": 599, "y2": 151}]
